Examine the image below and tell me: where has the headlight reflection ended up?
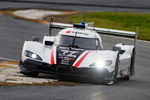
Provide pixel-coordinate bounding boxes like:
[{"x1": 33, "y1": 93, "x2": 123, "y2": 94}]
[{"x1": 90, "y1": 60, "x2": 112, "y2": 69}]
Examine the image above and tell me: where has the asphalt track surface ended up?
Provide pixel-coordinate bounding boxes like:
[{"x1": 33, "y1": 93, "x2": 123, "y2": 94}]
[
  {"x1": 1, "y1": 0, "x2": 150, "y2": 12},
  {"x1": 0, "y1": 0, "x2": 150, "y2": 100}
]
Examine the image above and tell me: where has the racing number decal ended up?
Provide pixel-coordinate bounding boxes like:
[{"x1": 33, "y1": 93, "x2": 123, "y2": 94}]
[
  {"x1": 59, "y1": 50, "x2": 77, "y2": 65},
  {"x1": 61, "y1": 50, "x2": 77, "y2": 58}
]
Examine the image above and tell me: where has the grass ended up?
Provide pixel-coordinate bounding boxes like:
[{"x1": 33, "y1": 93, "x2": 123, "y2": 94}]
[
  {"x1": 0, "y1": 9, "x2": 150, "y2": 41},
  {"x1": 68, "y1": 12, "x2": 150, "y2": 41}
]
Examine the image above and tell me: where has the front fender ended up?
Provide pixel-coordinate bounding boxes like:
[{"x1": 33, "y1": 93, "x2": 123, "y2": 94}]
[
  {"x1": 75, "y1": 50, "x2": 118, "y2": 73},
  {"x1": 21, "y1": 41, "x2": 43, "y2": 62}
]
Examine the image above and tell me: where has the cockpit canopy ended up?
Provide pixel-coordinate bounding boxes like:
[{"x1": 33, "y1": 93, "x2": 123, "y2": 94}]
[{"x1": 54, "y1": 34, "x2": 101, "y2": 50}]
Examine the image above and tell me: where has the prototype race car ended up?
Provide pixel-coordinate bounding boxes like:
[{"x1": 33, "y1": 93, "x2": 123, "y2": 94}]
[{"x1": 19, "y1": 18, "x2": 138, "y2": 85}]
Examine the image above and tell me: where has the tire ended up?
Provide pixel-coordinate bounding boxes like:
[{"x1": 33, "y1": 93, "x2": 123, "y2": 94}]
[
  {"x1": 130, "y1": 49, "x2": 136, "y2": 75},
  {"x1": 22, "y1": 72, "x2": 39, "y2": 77},
  {"x1": 107, "y1": 54, "x2": 119, "y2": 85},
  {"x1": 124, "y1": 49, "x2": 135, "y2": 80},
  {"x1": 123, "y1": 72, "x2": 131, "y2": 80}
]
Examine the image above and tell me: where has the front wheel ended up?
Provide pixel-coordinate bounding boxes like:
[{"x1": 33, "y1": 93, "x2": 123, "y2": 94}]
[
  {"x1": 107, "y1": 54, "x2": 119, "y2": 85},
  {"x1": 22, "y1": 72, "x2": 39, "y2": 77}
]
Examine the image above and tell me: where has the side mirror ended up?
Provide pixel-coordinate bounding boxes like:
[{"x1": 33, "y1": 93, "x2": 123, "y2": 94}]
[
  {"x1": 45, "y1": 41, "x2": 53, "y2": 46},
  {"x1": 119, "y1": 50, "x2": 125, "y2": 54},
  {"x1": 112, "y1": 46, "x2": 125, "y2": 54},
  {"x1": 32, "y1": 36, "x2": 40, "y2": 42},
  {"x1": 112, "y1": 46, "x2": 121, "y2": 51}
]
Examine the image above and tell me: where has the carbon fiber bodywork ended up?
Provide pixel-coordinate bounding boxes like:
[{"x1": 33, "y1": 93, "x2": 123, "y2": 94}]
[{"x1": 19, "y1": 59, "x2": 114, "y2": 83}]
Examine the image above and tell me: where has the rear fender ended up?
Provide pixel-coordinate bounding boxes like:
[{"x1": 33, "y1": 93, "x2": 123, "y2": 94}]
[
  {"x1": 113, "y1": 43, "x2": 134, "y2": 55},
  {"x1": 114, "y1": 43, "x2": 134, "y2": 73}
]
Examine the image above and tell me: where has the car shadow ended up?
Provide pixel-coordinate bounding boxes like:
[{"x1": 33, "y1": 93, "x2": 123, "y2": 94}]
[{"x1": 38, "y1": 73, "x2": 106, "y2": 85}]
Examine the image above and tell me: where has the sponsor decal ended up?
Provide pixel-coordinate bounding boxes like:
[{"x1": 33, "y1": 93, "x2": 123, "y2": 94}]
[
  {"x1": 72, "y1": 31, "x2": 89, "y2": 36},
  {"x1": 70, "y1": 58, "x2": 75, "y2": 60},
  {"x1": 65, "y1": 30, "x2": 89, "y2": 36},
  {"x1": 66, "y1": 31, "x2": 71, "y2": 33},
  {"x1": 110, "y1": 65, "x2": 115, "y2": 68},
  {"x1": 60, "y1": 56, "x2": 70, "y2": 65}
]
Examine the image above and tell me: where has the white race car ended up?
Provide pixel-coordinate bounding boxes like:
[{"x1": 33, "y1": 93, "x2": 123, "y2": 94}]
[{"x1": 19, "y1": 18, "x2": 138, "y2": 85}]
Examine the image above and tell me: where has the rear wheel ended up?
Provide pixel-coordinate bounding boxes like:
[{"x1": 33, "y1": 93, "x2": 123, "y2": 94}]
[
  {"x1": 130, "y1": 49, "x2": 136, "y2": 75},
  {"x1": 124, "y1": 49, "x2": 135, "y2": 80},
  {"x1": 123, "y1": 72, "x2": 131, "y2": 80}
]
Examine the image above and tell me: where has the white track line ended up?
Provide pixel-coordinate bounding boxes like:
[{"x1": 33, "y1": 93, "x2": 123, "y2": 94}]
[
  {"x1": 137, "y1": 39, "x2": 150, "y2": 43},
  {"x1": 0, "y1": 57, "x2": 18, "y2": 62}
]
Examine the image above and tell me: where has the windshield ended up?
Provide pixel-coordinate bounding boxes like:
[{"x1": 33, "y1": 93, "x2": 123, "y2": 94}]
[{"x1": 54, "y1": 35, "x2": 100, "y2": 50}]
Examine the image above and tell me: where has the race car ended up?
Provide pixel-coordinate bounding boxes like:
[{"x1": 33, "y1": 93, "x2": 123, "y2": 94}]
[{"x1": 19, "y1": 18, "x2": 138, "y2": 85}]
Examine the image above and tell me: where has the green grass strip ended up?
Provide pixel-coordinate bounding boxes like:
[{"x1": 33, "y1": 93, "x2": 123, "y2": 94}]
[{"x1": 69, "y1": 12, "x2": 150, "y2": 41}]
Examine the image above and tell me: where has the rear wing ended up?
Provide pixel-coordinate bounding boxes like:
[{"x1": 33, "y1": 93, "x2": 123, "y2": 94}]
[
  {"x1": 89, "y1": 26, "x2": 138, "y2": 48},
  {"x1": 49, "y1": 18, "x2": 138, "y2": 48}
]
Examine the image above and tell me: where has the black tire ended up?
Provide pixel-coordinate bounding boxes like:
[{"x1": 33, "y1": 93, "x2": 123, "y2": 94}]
[
  {"x1": 124, "y1": 49, "x2": 135, "y2": 80},
  {"x1": 130, "y1": 49, "x2": 136, "y2": 75},
  {"x1": 107, "y1": 54, "x2": 119, "y2": 85},
  {"x1": 123, "y1": 73, "x2": 131, "y2": 80},
  {"x1": 22, "y1": 72, "x2": 39, "y2": 77}
]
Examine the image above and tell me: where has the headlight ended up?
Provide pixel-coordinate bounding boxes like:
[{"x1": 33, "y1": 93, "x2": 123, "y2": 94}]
[
  {"x1": 90, "y1": 60, "x2": 112, "y2": 69},
  {"x1": 24, "y1": 50, "x2": 42, "y2": 60}
]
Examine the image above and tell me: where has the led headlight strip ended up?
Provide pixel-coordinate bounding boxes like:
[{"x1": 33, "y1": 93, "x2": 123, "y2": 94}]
[
  {"x1": 90, "y1": 60, "x2": 112, "y2": 69},
  {"x1": 24, "y1": 50, "x2": 42, "y2": 61}
]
